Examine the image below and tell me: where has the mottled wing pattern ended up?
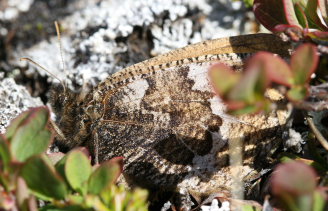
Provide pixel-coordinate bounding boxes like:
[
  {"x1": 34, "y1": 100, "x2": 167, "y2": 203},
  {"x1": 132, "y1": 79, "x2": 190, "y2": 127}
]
[
  {"x1": 95, "y1": 62, "x2": 221, "y2": 187},
  {"x1": 92, "y1": 60, "x2": 283, "y2": 192},
  {"x1": 77, "y1": 33, "x2": 290, "y2": 195}
]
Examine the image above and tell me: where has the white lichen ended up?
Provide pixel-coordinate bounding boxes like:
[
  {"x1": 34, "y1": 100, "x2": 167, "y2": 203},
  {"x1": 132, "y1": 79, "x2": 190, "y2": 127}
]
[{"x1": 0, "y1": 78, "x2": 43, "y2": 133}]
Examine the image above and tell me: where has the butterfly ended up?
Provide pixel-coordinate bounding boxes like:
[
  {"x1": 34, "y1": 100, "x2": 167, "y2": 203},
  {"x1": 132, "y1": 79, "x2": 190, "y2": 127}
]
[{"x1": 50, "y1": 33, "x2": 291, "y2": 209}]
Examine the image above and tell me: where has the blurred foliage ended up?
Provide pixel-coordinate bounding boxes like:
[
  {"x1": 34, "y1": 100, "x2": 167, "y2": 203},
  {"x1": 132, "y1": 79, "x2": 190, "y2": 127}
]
[
  {"x1": 211, "y1": 1, "x2": 328, "y2": 210},
  {"x1": 271, "y1": 161, "x2": 327, "y2": 211},
  {"x1": 0, "y1": 107, "x2": 148, "y2": 211},
  {"x1": 209, "y1": 44, "x2": 318, "y2": 114},
  {"x1": 253, "y1": 0, "x2": 328, "y2": 42}
]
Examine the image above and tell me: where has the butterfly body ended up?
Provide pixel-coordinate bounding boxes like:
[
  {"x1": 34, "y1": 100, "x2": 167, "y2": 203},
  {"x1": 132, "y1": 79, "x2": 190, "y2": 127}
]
[{"x1": 51, "y1": 33, "x2": 290, "y2": 207}]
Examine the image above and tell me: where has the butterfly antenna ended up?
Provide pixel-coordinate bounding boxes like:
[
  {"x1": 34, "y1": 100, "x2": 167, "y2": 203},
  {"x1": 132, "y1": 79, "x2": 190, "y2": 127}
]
[
  {"x1": 20, "y1": 57, "x2": 66, "y2": 93},
  {"x1": 54, "y1": 21, "x2": 68, "y2": 92}
]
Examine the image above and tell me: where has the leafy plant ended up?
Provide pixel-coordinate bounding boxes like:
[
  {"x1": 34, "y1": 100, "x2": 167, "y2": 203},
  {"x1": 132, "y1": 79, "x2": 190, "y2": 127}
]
[
  {"x1": 0, "y1": 107, "x2": 51, "y2": 210},
  {"x1": 0, "y1": 107, "x2": 148, "y2": 211},
  {"x1": 271, "y1": 161, "x2": 327, "y2": 211},
  {"x1": 209, "y1": 43, "x2": 318, "y2": 114},
  {"x1": 253, "y1": 0, "x2": 328, "y2": 41}
]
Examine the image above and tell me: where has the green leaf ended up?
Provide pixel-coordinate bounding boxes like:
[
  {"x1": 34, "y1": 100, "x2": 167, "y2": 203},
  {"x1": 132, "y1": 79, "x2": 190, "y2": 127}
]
[
  {"x1": 257, "y1": 52, "x2": 292, "y2": 86},
  {"x1": 67, "y1": 194, "x2": 84, "y2": 205},
  {"x1": 297, "y1": 194, "x2": 314, "y2": 211},
  {"x1": 88, "y1": 157, "x2": 123, "y2": 195},
  {"x1": 290, "y1": 44, "x2": 318, "y2": 86},
  {"x1": 287, "y1": 86, "x2": 308, "y2": 101},
  {"x1": 5, "y1": 109, "x2": 30, "y2": 140},
  {"x1": 47, "y1": 152, "x2": 66, "y2": 165},
  {"x1": 65, "y1": 150, "x2": 92, "y2": 195},
  {"x1": 10, "y1": 107, "x2": 52, "y2": 162},
  {"x1": 85, "y1": 195, "x2": 109, "y2": 211},
  {"x1": 242, "y1": 204, "x2": 261, "y2": 211},
  {"x1": 126, "y1": 188, "x2": 149, "y2": 211},
  {"x1": 39, "y1": 205, "x2": 87, "y2": 211},
  {"x1": 294, "y1": 3, "x2": 308, "y2": 28},
  {"x1": 55, "y1": 154, "x2": 68, "y2": 181},
  {"x1": 54, "y1": 153, "x2": 72, "y2": 192},
  {"x1": 208, "y1": 63, "x2": 241, "y2": 98},
  {"x1": 228, "y1": 53, "x2": 270, "y2": 104},
  {"x1": 0, "y1": 135, "x2": 11, "y2": 172},
  {"x1": 280, "y1": 153, "x2": 328, "y2": 173},
  {"x1": 243, "y1": 0, "x2": 254, "y2": 7},
  {"x1": 211, "y1": 51, "x2": 290, "y2": 115},
  {"x1": 313, "y1": 190, "x2": 326, "y2": 211},
  {"x1": 100, "y1": 185, "x2": 148, "y2": 211},
  {"x1": 21, "y1": 155, "x2": 68, "y2": 200},
  {"x1": 303, "y1": 0, "x2": 328, "y2": 31}
]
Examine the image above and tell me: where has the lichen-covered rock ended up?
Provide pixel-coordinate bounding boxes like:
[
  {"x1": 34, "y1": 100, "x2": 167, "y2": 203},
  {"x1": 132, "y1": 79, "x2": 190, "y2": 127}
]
[
  {"x1": 8, "y1": 0, "x2": 254, "y2": 89},
  {"x1": 0, "y1": 0, "x2": 34, "y2": 21},
  {"x1": 0, "y1": 78, "x2": 43, "y2": 133}
]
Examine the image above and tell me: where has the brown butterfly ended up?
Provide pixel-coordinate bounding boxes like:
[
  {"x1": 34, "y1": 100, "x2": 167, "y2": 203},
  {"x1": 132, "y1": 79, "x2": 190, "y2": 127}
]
[{"x1": 49, "y1": 33, "x2": 290, "y2": 209}]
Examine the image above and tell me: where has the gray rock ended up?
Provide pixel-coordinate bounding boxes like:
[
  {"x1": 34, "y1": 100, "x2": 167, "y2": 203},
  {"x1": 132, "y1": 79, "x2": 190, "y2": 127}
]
[
  {"x1": 12, "y1": 0, "x2": 253, "y2": 89},
  {"x1": 0, "y1": 78, "x2": 43, "y2": 134},
  {"x1": 0, "y1": 0, "x2": 34, "y2": 21}
]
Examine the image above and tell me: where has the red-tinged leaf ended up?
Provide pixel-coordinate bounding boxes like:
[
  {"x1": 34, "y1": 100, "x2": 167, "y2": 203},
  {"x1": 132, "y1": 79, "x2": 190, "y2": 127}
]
[
  {"x1": 221, "y1": 53, "x2": 276, "y2": 114},
  {"x1": 254, "y1": 52, "x2": 292, "y2": 86},
  {"x1": 5, "y1": 109, "x2": 31, "y2": 140},
  {"x1": 208, "y1": 63, "x2": 241, "y2": 99},
  {"x1": 75, "y1": 147, "x2": 91, "y2": 160},
  {"x1": 318, "y1": 0, "x2": 328, "y2": 25},
  {"x1": 254, "y1": 0, "x2": 290, "y2": 31},
  {"x1": 10, "y1": 107, "x2": 52, "y2": 162},
  {"x1": 87, "y1": 157, "x2": 123, "y2": 195},
  {"x1": 290, "y1": 44, "x2": 318, "y2": 85},
  {"x1": 273, "y1": 24, "x2": 304, "y2": 41},
  {"x1": 226, "y1": 101, "x2": 246, "y2": 111},
  {"x1": 283, "y1": 0, "x2": 302, "y2": 26},
  {"x1": 304, "y1": 0, "x2": 328, "y2": 31},
  {"x1": 16, "y1": 177, "x2": 29, "y2": 209},
  {"x1": 271, "y1": 161, "x2": 317, "y2": 196},
  {"x1": 228, "y1": 57, "x2": 269, "y2": 103}
]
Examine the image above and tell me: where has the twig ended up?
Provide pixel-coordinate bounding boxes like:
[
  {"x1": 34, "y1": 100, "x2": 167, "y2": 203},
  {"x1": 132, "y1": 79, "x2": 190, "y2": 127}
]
[
  {"x1": 306, "y1": 116, "x2": 328, "y2": 151},
  {"x1": 295, "y1": 101, "x2": 328, "y2": 111}
]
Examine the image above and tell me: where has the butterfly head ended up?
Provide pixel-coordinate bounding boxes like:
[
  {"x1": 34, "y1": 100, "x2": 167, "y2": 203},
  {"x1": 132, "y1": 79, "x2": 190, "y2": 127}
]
[{"x1": 50, "y1": 83, "x2": 90, "y2": 150}]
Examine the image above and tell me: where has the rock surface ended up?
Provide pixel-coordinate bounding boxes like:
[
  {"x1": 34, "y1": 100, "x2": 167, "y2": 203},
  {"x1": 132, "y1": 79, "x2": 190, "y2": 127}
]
[
  {"x1": 0, "y1": 77, "x2": 43, "y2": 133},
  {"x1": 0, "y1": 0, "x2": 256, "y2": 134}
]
